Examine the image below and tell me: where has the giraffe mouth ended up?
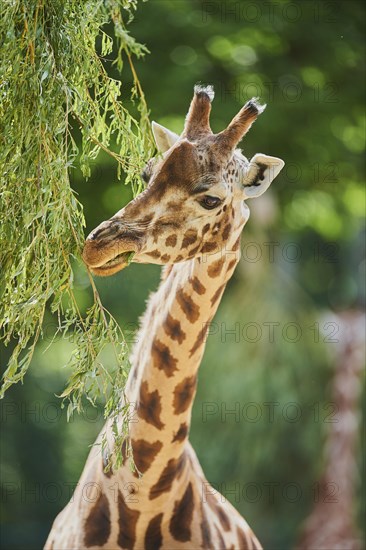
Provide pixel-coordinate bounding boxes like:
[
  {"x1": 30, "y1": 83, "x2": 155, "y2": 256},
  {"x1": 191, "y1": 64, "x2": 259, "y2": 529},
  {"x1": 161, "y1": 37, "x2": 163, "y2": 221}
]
[{"x1": 90, "y1": 251, "x2": 135, "y2": 276}]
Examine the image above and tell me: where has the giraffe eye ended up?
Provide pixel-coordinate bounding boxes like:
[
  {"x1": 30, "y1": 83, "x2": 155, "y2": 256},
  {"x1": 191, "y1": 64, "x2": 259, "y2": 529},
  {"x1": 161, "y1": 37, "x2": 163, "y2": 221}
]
[{"x1": 199, "y1": 195, "x2": 222, "y2": 210}]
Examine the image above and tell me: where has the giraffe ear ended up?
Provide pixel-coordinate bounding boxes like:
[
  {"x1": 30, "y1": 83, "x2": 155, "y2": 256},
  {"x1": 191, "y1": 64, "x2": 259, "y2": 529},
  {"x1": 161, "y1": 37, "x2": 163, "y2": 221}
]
[
  {"x1": 242, "y1": 154, "x2": 285, "y2": 199},
  {"x1": 151, "y1": 121, "x2": 180, "y2": 153}
]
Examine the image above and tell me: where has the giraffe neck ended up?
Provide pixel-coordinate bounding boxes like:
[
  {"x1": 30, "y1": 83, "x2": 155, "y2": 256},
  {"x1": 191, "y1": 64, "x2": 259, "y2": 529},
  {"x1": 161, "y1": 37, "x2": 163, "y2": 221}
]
[
  {"x1": 45, "y1": 215, "x2": 263, "y2": 548},
  {"x1": 124, "y1": 214, "x2": 244, "y2": 473}
]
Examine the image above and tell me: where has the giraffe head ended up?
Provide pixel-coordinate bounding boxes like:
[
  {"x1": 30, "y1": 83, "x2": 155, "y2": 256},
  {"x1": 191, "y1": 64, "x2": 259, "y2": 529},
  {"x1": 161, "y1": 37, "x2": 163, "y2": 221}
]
[{"x1": 83, "y1": 85, "x2": 284, "y2": 276}]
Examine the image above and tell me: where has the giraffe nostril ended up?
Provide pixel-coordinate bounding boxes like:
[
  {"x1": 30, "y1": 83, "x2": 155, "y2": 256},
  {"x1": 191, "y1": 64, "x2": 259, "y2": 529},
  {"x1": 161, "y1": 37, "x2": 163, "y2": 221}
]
[
  {"x1": 87, "y1": 228, "x2": 102, "y2": 241},
  {"x1": 87, "y1": 221, "x2": 121, "y2": 242}
]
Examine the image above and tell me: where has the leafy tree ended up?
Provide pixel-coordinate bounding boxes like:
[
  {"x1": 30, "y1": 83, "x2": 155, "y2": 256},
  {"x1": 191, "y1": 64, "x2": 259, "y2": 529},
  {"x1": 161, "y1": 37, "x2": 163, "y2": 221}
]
[{"x1": 0, "y1": 0, "x2": 153, "y2": 426}]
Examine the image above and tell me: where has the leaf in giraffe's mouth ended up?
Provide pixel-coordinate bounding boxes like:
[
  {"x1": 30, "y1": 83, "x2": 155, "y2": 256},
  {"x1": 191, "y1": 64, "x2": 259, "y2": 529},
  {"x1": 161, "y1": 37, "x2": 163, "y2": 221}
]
[
  {"x1": 103, "y1": 251, "x2": 135, "y2": 268},
  {"x1": 126, "y1": 251, "x2": 135, "y2": 265}
]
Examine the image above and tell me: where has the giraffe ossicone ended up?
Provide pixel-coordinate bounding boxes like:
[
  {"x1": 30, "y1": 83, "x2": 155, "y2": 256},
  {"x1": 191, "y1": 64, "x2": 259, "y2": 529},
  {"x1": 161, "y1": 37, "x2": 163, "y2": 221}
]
[{"x1": 45, "y1": 85, "x2": 284, "y2": 550}]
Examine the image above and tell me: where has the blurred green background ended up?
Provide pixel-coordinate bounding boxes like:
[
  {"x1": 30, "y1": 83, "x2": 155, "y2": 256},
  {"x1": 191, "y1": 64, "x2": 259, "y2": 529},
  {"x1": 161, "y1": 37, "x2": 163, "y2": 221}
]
[{"x1": 1, "y1": 1, "x2": 365, "y2": 548}]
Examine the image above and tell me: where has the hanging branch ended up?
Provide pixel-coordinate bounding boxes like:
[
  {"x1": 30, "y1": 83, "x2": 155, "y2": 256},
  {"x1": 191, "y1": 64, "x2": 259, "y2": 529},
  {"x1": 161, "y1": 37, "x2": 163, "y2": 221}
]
[{"x1": 0, "y1": 0, "x2": 154, "y2": 441}]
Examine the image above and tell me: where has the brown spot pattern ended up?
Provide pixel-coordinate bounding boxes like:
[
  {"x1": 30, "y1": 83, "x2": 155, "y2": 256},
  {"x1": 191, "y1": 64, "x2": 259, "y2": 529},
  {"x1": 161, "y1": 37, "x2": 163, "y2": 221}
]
[
  {"x1": 176, "y1": 289, "x2": 200, "y2": 323},
  {"x1": 172, "y1": 422, "x2": 189, "y2": 443},
  {"x1": 138, "y1": 381, "x2": 165, "y2": 430},
  {"x1": 173, "y1": 375, "x2": 197, "y2": 414},
  {"x1": 147, "y1": 249, "x2": 161, "y2": 259},
  {"x1": 237, "y1": 526, "x2": 250, "y2": 549},
  {"x1": 190, "y1": 276, "x2": 206, "y2": 295},
  {"x1": 233, "y1": 236, "x2": 241, "y2": 250},
  {"x1": 216, "y1": 526, "x2": 225, "y2": 548},
  {"x1": 151, "y1": 338, "x2": 178, "y2": 377},
  {"x1": 84, "y1": 492, "x2": 111, "y2": 547},
  {"x1": 217, "y1": 507, "x2": 231, "y2": 531},
  {"x1": 210, "y1": 283, "x2": 226, "y2": 306},
  {"x1": 149, "y1": 454, "x2": 186, "y2": 500},
  {"x1": 151, "y1": 224, "x2": 163, "y2": 243},
  {"x1": 206, "y1": 489, "x2": 233, "y2": 537},
  {"x1": 165, "y1": 234, "x2": 177, "y2": 247},
  {"x1": 227, "y1": 258, "x2": 237, "y2": 271},
  {"x1": 117, "y1": 490, "x2": 140, "y2": 550},
  {"x1": 201, "y1": 241, "x2": 217, "y2": 253},
  {"x1": 207, "y1": 257, "x2": 225, "y2": 278},
  {"x1": 131, "y1": 439, "x2": 163, "y2": 477},
  {"x1": 163, "y1": 313, "x2": 186, "y2": 344},
  {"x1": 189, "y1": 322, "x2": 209, "y2": 357},
  {"x1": 144, "y1": 513, "x2": 163, "y2": 550},
  {"x1": 182, "y1": 229, "x2": 198, "y2": 249},
  {"x1": 169, "y1": 482, "x2": 194, "y2": 542},
  {"x1": 222, "y1": 223, "x2": 232, "y2": 240},
  {"x1": 200, "y1": 507, "x2": 212, "y2": 548},
  {"x1": 202, "y1": 223, "x2": 210, "y2": 235},
  {"x1": 187, "y1": 244, "x2": 200, "y2": 257}
]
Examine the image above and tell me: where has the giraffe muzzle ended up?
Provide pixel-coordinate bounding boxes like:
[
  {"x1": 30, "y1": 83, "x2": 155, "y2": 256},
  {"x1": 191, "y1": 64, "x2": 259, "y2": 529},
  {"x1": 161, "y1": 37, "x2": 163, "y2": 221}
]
[{"x1": 82, "y1": 219, "x2": 143, "y2": 276}]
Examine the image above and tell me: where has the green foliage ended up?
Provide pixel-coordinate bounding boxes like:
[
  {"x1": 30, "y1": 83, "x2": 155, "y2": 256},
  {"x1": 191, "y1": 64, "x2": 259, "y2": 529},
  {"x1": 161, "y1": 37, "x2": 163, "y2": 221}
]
[
  {"x1": 0, "y1": 0, "x2": 154, "y2": 424},
  {"x1": 0, "y1": 1, "x2": 365, "y2": 549}
]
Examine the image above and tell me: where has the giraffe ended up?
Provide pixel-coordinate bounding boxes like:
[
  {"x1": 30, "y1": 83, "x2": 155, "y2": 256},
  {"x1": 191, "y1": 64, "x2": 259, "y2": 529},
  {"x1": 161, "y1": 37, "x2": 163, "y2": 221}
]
[
  {"x1": 296, "y1": 311, "x2": 365, "y2": 550},
  {"x1": 45, "y1": 85, "x2": 284, "y2": 550}
]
